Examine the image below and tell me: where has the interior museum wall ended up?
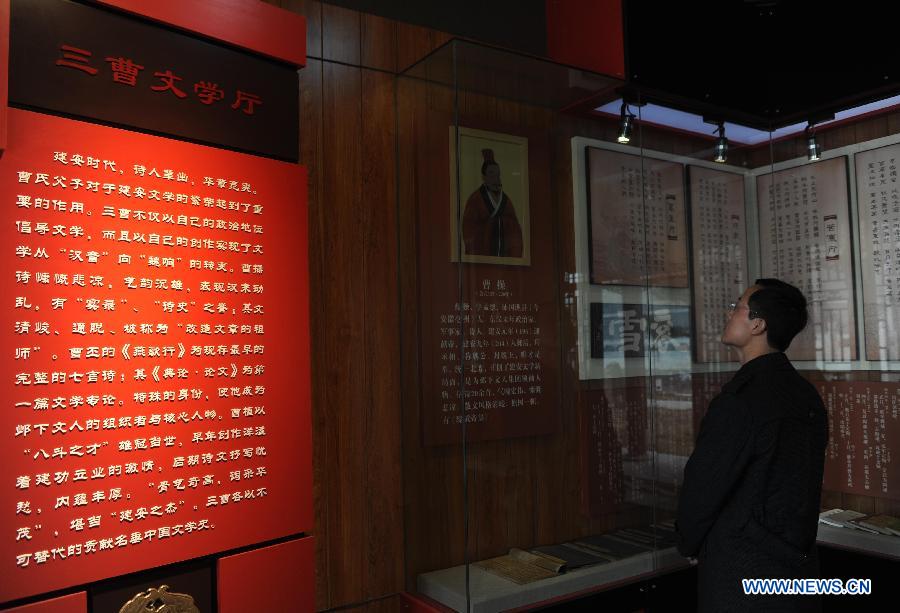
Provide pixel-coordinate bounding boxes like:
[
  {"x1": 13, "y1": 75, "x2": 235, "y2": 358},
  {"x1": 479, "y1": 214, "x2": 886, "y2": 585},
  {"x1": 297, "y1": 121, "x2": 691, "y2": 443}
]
[
  {"x1": 273, "y1": 1, "x2": 900, "y2": 610},
  {"x1": 269, "y1": 0, "x2": 454, "y2": 610}
]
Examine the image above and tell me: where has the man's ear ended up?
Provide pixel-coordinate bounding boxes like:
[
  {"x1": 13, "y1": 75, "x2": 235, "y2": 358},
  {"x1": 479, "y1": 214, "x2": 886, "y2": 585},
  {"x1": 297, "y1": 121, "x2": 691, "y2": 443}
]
[{"x1": 751, "y1": 317, "x2": 767, "y2": 337}]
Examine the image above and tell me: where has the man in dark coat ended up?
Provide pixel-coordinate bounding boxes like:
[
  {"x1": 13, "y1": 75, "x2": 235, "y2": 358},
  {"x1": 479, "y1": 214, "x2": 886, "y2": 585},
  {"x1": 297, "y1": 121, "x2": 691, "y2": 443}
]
[{"x1": 677, "y1": 279, "x2": 828, "y2": 611}]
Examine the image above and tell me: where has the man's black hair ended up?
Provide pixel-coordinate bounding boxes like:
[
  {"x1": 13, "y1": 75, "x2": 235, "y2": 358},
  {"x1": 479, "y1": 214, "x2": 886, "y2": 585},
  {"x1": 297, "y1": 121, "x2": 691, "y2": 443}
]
[{"x1": 748, "y1": 278, "x2": 808, "y2": 351}]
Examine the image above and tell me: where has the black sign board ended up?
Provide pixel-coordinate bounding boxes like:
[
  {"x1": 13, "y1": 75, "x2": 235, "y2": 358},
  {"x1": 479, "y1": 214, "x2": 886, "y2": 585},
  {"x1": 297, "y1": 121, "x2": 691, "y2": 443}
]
[{"x1": 9, "y1": 0, "x2": 299, "y2": 161}]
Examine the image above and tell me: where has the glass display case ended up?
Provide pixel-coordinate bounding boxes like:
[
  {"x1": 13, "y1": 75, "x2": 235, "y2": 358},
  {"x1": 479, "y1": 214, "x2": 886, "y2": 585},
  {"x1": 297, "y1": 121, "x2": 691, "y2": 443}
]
[{"x1": 396, "y1": 39, "x2": 900, "y2": 612}]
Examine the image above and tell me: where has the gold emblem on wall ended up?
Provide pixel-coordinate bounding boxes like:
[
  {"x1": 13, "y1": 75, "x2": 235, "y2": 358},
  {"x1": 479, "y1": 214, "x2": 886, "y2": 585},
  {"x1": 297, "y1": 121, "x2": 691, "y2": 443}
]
[{"x1": 119, "y1": 585, "x2": 200, "y2": 613}]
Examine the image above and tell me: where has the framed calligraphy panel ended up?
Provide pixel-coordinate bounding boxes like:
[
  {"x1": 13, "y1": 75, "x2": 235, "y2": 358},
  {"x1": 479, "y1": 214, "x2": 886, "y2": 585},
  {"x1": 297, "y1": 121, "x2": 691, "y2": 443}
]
[
  {"x1": 687, "y1": 165, "x2": 748, "y2": 363},
  {"x1": 756, "y1": 157, "x2": 858, "y2": 362},
  {"x1": 586, "y1": 148, "x2": 688, "y2": 288},
  {"x1": 854, "y1": 144, "x2": 900, "y2": 361}
]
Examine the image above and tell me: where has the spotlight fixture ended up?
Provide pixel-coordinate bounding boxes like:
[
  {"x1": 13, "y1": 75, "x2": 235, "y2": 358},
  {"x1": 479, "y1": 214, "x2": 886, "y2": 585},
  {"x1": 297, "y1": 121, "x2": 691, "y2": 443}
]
[
  {"x1": 713, "y1": 122, "x2": 728, "y2": 163},
  {"x1": 806, "y1": 123, "x2": 821, "y2": 161},
  {"x1": 617, "y1": 102, "x2": 636, "y2": 144}
]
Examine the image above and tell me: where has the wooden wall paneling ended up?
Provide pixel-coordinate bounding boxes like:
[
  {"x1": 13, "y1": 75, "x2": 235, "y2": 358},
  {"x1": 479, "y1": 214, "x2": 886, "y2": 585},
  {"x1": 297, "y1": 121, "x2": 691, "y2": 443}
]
[
  {"x1": 410, "y1": 79, "x2": 460, "y2": 585},
  {"x1": 463, "y1": 96, "x2": 536, "y2": 562},
  {"x1": 429, "y1": 80, "x2": 456, "y2": 117},
  {"x1": 637, "y1": 129, "x2": 677, "y2": 156},
  {"x1": 399, "y1": 79, "x2": 468, "y2": 585},
  {"x1": 492, "y1": 96, "x2": 523, "y2": 127},
  {"x1": 514, "y1": 440, "x2": 540, "y2": 549},
  {"x1": 396, "y1": 74, "x2": 429, "y2": 589},
  {"x1": 774, "y1": 136, "x2": 805, "y2": 165},
  {"x1": 332, "y1": 594, "x2": 407, "y2": 612},
  {"x1": 525, "y1": 108, "x2": 577, "y2": 550},
  {"x1": 424, "y1": 92, "x2": 471, "y2": 575},
  {"x1": 321, "y1": 59, "x2": 365, "y2": 606},
  {"x1": 396, "y1": 22, "x2": 451, "y2": 74},
  {"x1": 670, "y1": 133, "x2": 704, "y2": 158},
  {"x1": 361, "y1": 13, "x2": 397, "y2": 72},
  {"x1": 745, "y1": 145, "x2": 772, "y2": 170},
  {"x1": 322, "y1": 2, "x2": 361, "y2": 65},
  {"x1": 416, "y1": 445, "x2": 467, "y2": 577},
  {"x1": 468, "y1": 444, "x2": 502, "y2": 560},
  {"x1": 469, "y1": 441, "x2": 536, "y2": 561},
  {"x1": 298, "y1": 56, "x2": 329, "y2": 610},
  {"x1": 820, "y1": 489, "x2": 843, "y2": 511},
  {"x1": 424, "y1": 78, "x2": 492, "y2": 574},
  {"x1": 550, "y1": 120, "x2": 614, "y2": 543},
  {"x1": 853, "y1": 114, "x2": 889, "y2": 143},
  {"x1": 841, "y1": 494, "x2": 876, "y2": 515},
  {"x1": 275, "y1": 1, "x2": 900, "y2": 606},
  {"x1": 433, "y1": 31, "x2": 454, "y2": 55},
  {"x1": 360, "y1": 67, "x2": 405, "y2": 596},
  {"x1": 822, "y1": 123, "x2": 858, "y2": 153},
  {"x1": 395, "y1": 68, "x2": 421, "y2": 592},
  {"x1": 280, "y1": 0, "x2": 323, "y2": 59},
  {"x1": 401, "y1": 97, "x2": 431, "y2": 585},
  {"x1": 873, "y1": 497, "x2": 900, "y2": 516},
  {"x1": 521, "y1": 103, "x2": 550, "y2": 132},
  {"x1": 100, "y1": 0, "x2": 306, "y2": 65},
  {"x1": 887, "y1": 110, "x2": 900, "y2": 135}
]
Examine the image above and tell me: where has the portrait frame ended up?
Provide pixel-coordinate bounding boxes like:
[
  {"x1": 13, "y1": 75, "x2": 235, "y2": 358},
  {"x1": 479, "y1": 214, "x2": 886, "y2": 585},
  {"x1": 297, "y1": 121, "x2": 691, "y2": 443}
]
[{"x1": 449, "y1": 126, "x2": 531, "y2": 265}]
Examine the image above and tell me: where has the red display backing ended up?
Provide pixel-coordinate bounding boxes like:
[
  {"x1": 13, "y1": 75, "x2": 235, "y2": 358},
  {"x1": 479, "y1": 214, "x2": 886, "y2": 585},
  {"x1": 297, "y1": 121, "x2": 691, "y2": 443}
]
[
  {"x1": 0, "y1": 0, "x2": 9, "y2": 152},
  {"x1": 217, "y1": 536, "x2": 314, "y2": 613},
  {"x1": 3, "y1": 591, "x2": 86, "y2": 613},
  {"x1": 400, "y1": 592, "x2": 456, "y2": 613},
  {"x1": 545, "y1": 0, "x2": 625, "y2": 78},
  {"x1": 1, "y1": 108, "x2": 311, "y2": 604}
]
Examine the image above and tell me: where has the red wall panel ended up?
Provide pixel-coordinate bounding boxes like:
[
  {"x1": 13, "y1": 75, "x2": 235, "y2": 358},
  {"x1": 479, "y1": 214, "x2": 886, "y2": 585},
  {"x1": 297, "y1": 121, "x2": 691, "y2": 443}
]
[
  {"x1": 0, "y1": 0, "x2": 9, "y2": 152},
  {"x1": 546, "y1": 0, "x2": 625, "y2": 78},
  {"x1": 217, "y1": 536, "x2": 314, "y2": 613},
  {"x1": 1, "y1": 108, "x2": 311, "y2": 604},
  {"x1": 3, "y1": 592, "x2": 87, "y2": 613}
]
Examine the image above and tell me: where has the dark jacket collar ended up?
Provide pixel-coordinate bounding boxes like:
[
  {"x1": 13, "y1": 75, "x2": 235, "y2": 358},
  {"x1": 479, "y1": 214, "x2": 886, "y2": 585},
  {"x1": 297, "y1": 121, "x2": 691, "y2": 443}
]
[
  {"x1": 736, "y1": 351, "x2": 791, "y2": 377},
  {"x1": 724, "y1": 352, "x2": 792, "y2": 393}
]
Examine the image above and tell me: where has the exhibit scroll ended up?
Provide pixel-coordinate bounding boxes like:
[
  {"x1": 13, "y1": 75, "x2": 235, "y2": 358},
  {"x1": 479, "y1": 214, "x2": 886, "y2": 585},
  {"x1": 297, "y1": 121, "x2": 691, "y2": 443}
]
[
  {"x1": 586, "y1": 148, "x2": 688, "y2": 288},
  {"x1": 854, "y1": 144, "x2": 900, "y2": 361},
  {"x1": 688, "y1": 166, "x2": 748, "y2": 363},
  {"x1": 756, "y1": 157, "x2": 857, "y2": 361}
]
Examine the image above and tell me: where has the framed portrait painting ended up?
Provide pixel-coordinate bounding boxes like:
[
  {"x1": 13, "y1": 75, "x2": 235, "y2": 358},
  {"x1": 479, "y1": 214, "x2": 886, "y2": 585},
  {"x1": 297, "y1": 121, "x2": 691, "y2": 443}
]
[{"x1": 450, "y1": 126, "x2": 531, "y2": 266}]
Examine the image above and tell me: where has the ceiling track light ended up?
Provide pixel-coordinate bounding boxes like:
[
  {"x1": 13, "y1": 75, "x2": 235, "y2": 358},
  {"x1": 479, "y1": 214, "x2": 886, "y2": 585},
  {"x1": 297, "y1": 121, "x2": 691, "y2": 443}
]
[
  {"x1": 713, "y1": 121, "x2": 728, "y2": 163},
  {"x1": 617, "y1": 101, "x2": 636, "y2": 144},
  {"x1": 806, "y1": 122, "x2": 821, "y2": 161}
]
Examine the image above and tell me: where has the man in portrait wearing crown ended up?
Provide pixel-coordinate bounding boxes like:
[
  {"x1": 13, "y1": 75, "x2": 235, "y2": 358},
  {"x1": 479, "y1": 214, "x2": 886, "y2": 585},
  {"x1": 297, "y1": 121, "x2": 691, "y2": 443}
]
[{"x1": 461, "y1": 148, "x2": 523, "y2": 258}]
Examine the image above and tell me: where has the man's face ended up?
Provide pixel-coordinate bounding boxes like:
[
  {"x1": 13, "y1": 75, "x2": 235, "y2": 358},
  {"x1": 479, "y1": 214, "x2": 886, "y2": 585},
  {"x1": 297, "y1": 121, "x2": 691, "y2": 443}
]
[
  {"x1": 482, "y1": 164, "x2": 502, "y2": 193},
  {"x1": 721, "y1": 285, "x2": 761, "y2": 348}
]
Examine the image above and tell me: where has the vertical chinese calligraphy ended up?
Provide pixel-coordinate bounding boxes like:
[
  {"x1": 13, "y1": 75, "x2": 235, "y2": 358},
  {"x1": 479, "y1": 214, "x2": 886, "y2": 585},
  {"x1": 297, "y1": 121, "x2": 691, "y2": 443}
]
[
  {"x1": 587, "y1": 149, "x2": 688, "y2": 288},
  {"x1": 819, "y1": 380, "x2": 900, "y2": 498},
  {"x1": 688, "y1": 166, "x2": 748, "y2": 363},
  {"x1": 855, "y1": 144, "x2": 900, "y2": 361},
  {"x1": 756, "y1": 157, "x2": 858, "y2": 361},
  {"x1": 437, "y1": 280, "x2": 546, "y2": 432},
  {"x1": 1, "y1": 109, "x2": 309, "y2": 603}
]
